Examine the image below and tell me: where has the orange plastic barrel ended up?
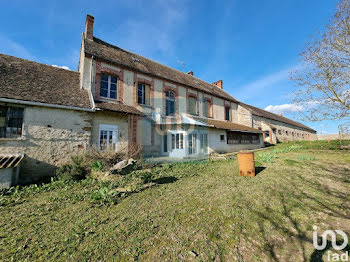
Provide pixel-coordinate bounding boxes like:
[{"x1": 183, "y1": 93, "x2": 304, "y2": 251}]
[{"x1": 237, "y1": 151, "x2": 255, "y2": 177}]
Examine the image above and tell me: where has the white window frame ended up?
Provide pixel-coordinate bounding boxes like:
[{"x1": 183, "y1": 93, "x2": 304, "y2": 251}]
[
  {"x1": 98, "y1": 124, "x2": 118, "y2": 151},
  {"x1": 101, "y1": 74, "x2": 117, "y2": 99}
]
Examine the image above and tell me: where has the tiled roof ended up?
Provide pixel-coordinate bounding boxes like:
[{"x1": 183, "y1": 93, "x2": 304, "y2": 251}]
[
  {"x1": 188, "y1": 115, "x2": 263, "y2": 133},
  {"x1": 94, "y1": 101, "x2": 142, "y2": 115},
  {"x1": 84, "y1": 37, "x2": 238, "y2": 103},
  {"x1": 239, "y1": 102, "x2": 316, "y2": 132},
  {"x1": 0, "y1": 53, "x2": 92, "y2": 109}
]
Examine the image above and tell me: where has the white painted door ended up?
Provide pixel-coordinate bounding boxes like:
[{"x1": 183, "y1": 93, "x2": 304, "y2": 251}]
[{"x1": 168, "y1": 131, "x2": 185, "y2": 158}]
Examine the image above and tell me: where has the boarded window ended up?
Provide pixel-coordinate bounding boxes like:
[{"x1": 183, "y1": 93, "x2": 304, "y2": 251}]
[
  {"x1": 188, "y1": 96, "x2": 197, "y2": 115},
  {"x1": 203, "y1": 100, "x2": 212, "y2": 118},
  {"x1": 0, "y1": 106, "x2": 24, "y2": 138},
  {"x1": 227, "y1": 131, "x2": 240, "y2": 144},
  {"x1": 227, "y1": 131, "x2": 260, "y2": 145}
]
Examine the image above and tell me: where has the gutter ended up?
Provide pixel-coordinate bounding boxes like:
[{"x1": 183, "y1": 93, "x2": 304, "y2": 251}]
[{"x1": 0, "y1": 98, "x2": 95, "y2": 112}]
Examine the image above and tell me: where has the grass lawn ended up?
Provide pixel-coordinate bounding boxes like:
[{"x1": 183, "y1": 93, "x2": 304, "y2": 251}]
[{"x1": 0, "y1": 141, "x2": 349, "y2": 261}]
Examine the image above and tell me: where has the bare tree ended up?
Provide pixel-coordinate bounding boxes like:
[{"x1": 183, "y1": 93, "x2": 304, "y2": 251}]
[{"x1": 291, "y1": 0, "x2": 350, "y2": 121}]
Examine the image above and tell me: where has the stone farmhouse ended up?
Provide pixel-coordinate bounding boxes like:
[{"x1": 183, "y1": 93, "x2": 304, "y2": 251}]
[{"x1": 0, "y1": 15, "x2": 316, "y2": 183}]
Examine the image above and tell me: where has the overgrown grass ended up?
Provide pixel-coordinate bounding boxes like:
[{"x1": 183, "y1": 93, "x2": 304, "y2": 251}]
[{"x1": 0, "y1": 141, "x2": 349, "y2": 261}]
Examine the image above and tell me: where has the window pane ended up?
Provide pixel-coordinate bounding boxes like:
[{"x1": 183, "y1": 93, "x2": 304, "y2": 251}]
[
  {"x1": 225, "y1": 107, "x2": 230, "y2": 121},
  {"x1": 101, "y1": 74, "x2": 108, "y2": 81},
  {"x1": 100, "y1": 88, "x2": 108, "y2": 97},
  {"x1": 110, "y1": 91, "x2": 116, "y2": 99},
  {"x1": 101, "y1": 81, "x2": 108, "y2": 89},
  {"x1": 138, "y1": 84, "x2": 145, "y2": 104},
  {"x1": 176, "y1": 134, "x2": 179, "y2": 149},
  {"x1": 111, "y1": 76, "x2": 117, "y2": 83},
  {"x1": 163, "y1": 134, "x2": 168, "y2": 152},
  {"x1": 179, "y1": 134, "x2": 183, "y2": 149},
  {"x1": 188, "y1": 134, "x2": 193, "y2": 154},
  {"x1": 110, "y1": 83, "x2": 117, "y2": 91},
  {"x1": 172, "y1": 134, "x2": 175, "y2": 149}
]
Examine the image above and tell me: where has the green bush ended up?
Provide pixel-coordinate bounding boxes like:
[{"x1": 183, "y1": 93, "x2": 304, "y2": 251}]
[
  {"x1": 92, "y1": 160, "x2": 105, "y2": 171},
  {"x1": 90, "y1": 186, "x2": 118, "y2": 205},
  {"x1": 56, "y1": 156, "x2": 86, "y2": 181},
  {"x1": 139, "y1": 172, "x2": 154, "y2": 184}
]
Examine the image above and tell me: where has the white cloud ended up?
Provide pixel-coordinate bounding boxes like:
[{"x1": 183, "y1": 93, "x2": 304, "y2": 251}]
[
  {"x1": 264, "y1": 103, "x2": 302, "y2": 114},
  {"x1": 234, "y1": 66, "x2": 296, "y2": 100},
  {"x1": 51, "y1": 65, "x2": 70, "y2": 70}
]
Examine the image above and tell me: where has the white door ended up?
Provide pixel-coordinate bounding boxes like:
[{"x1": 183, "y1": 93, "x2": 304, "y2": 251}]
[
  {"x1": 98, "y1": 124, "x2": 118, "y2": 151},
  {"x1": 168, "y1": 131, "x2": 185, "y2": 158},
  {"x1": 188, "y1": 133, "x2": 198, "y2": 155}
]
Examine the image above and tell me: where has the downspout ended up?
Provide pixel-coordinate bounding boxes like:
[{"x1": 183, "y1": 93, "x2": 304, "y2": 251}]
[{"x1": 89, "y1": 55, "x2": 96, "y2": 109}]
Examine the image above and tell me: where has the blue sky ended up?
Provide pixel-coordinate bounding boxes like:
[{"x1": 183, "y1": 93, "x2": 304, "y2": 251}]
[{"x1": 0, "y1": 0, "x2": 343, "y2": 134}]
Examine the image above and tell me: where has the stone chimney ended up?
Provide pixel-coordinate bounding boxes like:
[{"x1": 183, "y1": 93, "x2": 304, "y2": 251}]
[
  {"x1": 213, "y1": 80, "x2": 223, "y2": 89},
  {"x1": 85, "y1": 14, "x2": 94, "y2": 40},
  {"x1": 187, "y1": 71, "x2": 193, "y2": 76}
]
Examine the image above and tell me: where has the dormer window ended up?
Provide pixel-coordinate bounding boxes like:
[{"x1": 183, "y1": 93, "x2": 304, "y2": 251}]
[
  {"x1": 137, "y1": 83, "x2": 150, "y2": 105},
  {"x1": 100, "y1": 74, "x2": 117, "y2": 99}
]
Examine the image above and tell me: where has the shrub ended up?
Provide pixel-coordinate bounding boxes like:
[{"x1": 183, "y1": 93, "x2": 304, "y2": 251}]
[
  {"x1": 139, "y1": 172, "x2": 154, "y2": 184},
  {"x1": 56, "y1": 156, "x2": 86, "y2": 181},
  {"x1": 90, "y1": 186, "x2": 118, "y2": 205},
  {"x1": 92, "y1": 160, "x2": 105, "y2": 171}
]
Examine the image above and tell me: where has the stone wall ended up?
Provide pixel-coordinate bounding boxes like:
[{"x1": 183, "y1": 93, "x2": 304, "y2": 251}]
[
  {"x1": 317, "y1": 134, "x2": 350, "y2": 140},
  {"x1": 251, "y1": 115, "x2": 317, "y2": 143},
  {"x1": 0, "y1": 105, "x2": 92, "y2": 183},
  {"x1": 91, "y1": 111, "x2": 130, "y2": 153}
]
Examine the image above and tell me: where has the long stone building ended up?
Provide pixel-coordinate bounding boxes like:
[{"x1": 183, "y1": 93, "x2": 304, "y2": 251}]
[{"x1": 0, "y1": 15, "x2": 316, "y2": 183}]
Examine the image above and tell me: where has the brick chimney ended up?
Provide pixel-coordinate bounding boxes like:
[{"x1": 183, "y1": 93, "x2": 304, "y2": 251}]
[
  {"x1": 187, "y1": 71, "x2": 193, "y2": 76},
  {"x1": 85, "y1": 14, "x2": 94, "y2": 40},
  {"x1": 213, "y1": 80, "x2": 223, "y2": 89}
]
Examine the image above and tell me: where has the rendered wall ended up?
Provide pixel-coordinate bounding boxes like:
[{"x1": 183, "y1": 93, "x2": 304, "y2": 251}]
[
  {"x1": 0, "y1": 105, "x2": 92, "y2": 183},
  {"x1": 208, "y1": 128, "x2": 263, "y2": 154}
]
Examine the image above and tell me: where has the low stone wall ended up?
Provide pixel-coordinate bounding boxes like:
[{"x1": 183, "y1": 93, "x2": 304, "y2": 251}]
[{"x1": 317, "y1": 134, "x2": 350, "y2": 140}]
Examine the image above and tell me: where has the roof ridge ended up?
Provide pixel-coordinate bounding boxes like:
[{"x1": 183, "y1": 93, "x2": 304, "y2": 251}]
[
  {"x1": 0, "y1": 53, "x2": 78, "y2": 74},
  {"x1": 92, "y1": 37, "x2": 235, "y2": 98},
  {"x1": 239, "y1": 102, "x2": 315, "y2": 131}
]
